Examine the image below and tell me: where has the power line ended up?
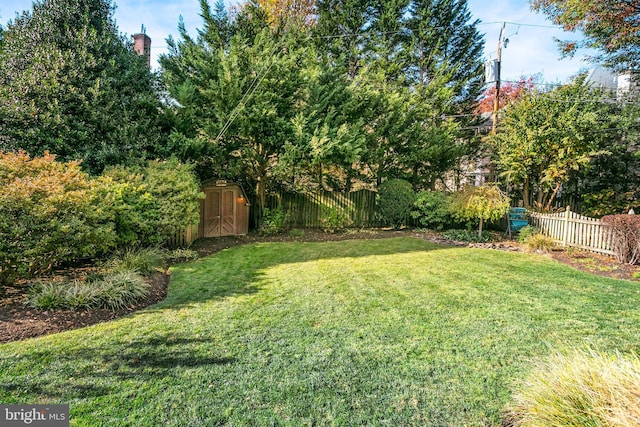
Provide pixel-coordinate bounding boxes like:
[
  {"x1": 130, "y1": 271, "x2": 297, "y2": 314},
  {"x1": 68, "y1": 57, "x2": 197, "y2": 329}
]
[
  {"x1": 478, "y1": 21, "x2": 562, "y2": 30},
  {"x1": 214, "y1": 42, "x2": 283, "y2": 143}
]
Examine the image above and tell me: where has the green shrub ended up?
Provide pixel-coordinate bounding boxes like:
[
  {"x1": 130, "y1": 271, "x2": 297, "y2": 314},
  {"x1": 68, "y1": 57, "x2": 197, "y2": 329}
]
[
  {"x1": 144, "y1": 159, "x2": 202, "y2": 243},
  {"x1": 517, "y1": 225, "x2": 539, "y2": 244},
  {"x1": 260, "y1": 207, "x2": 290, "y2": 235},
  {"x1": 582, "y1": 189, "x2": 637, "y2": 217},
  {"x1": 103, "y1": 159, "x2": 202, "y2": 247},
  {"x1": 601, "y1": 214, "x2": 640, "y2": 264},
  {"x1": 0, "y1": 152, "x2": 200, "y2": 287},
  {"x1": 411, "y1": 191, "x2": 451, "y2": 230},
  {"x1": 442, "y1": 229, "x2": 494, "y2": 243},
  {"x1": 377, "y1": 179, "x2": 416, "y2": 229},
  {"x1": 507, "y1": 349, "x2": 640, "y2": 427},
  {"x1": 320, "y1": 206, "x2": 352, "y2": 233},
  {"x1": 104, "y1": 247, "x2": 166, "y2": 276},
  {"x1": 99, "y1": 168, "x2": 160, "y2": 247},
  {"x1": 0, "y1": 151, "x2": 116, "y2": 286}
]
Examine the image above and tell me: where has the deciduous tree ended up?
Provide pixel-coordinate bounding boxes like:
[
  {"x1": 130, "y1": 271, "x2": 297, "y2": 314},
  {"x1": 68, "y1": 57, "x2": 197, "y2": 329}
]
[
  {"x1": 256, "y1": 0, "x2": 316, "y2": 29},
  {"x1": 488, "y1": 78, "x2": 615, "y2": 210},
  {"x1": 476, "y1": 76, "x2": 538, "y2": 114},
  {"x1": 450, "y1": 184, "x2": 510, "y2": 237}
]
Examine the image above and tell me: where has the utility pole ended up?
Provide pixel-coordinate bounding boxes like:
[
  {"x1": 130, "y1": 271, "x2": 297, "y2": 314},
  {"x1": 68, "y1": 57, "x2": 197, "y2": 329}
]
[{"x1": 491, "y1": 22, "x2": 505, "y2": 135}]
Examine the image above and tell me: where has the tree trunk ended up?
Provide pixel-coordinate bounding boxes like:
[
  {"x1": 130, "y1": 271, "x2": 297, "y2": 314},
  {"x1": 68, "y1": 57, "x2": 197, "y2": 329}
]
[
  {"x1": 523, "y1": 177, "x2": 531, "y2": 209},
  {"x1": 536, "y1": 188, "x2": 544, "y2": 208},
  {"x1": 256, "y1": 176, "x2": 266, "y2": 220},
  {"x1": 544, "y1": 182, "x2": 562, "y2": 212},
  {"x1": 478, "y1": 217, "x2": 484, "y2": 239},
  {"x1": 317, "y1": 163, "x2": 323, "y2": 190}
]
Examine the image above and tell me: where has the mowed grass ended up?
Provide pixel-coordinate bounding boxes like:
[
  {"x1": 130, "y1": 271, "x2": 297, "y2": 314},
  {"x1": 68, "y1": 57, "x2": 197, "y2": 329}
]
[{"x1": 1, "y1": 237, "x2": 640, "y2": 426}]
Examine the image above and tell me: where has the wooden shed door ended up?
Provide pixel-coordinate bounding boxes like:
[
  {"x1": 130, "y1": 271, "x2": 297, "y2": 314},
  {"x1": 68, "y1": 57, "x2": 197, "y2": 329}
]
[
  {"x1": 220, "y1": 189, "x2": 235, "y2": 236},
  {"x1": 204, "y1": 188, "x2": 236, "y2": 237}
]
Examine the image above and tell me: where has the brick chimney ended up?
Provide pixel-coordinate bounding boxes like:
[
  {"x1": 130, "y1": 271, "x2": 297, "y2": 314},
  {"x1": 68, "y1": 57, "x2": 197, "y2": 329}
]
[{"x1": 133, "y1": 25, "x2": 151, "y2": 68}]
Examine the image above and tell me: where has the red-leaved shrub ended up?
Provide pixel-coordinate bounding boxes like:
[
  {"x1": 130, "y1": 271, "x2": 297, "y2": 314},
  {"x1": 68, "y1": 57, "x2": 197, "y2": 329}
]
[{"x1": 601, "y1": 215, "x2": 640, "y2": 264}]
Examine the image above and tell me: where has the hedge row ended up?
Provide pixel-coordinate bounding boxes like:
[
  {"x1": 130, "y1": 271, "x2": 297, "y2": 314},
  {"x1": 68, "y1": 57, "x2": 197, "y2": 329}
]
[{"x1": 0, "y1": 151, "x2": 202, "y2": 285}]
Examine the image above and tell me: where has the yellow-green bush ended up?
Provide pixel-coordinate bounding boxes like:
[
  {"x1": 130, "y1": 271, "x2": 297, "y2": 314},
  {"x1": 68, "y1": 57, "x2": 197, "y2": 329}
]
[
  {"x1": 0, "y1": 152, "x2": 202, "y2": 286},
  {"x1": 506, "y1": 349, "x2": 640, "y2": 426},
  {"x1": 0, "y1": 151, "x2": 116, "y2": 285}
]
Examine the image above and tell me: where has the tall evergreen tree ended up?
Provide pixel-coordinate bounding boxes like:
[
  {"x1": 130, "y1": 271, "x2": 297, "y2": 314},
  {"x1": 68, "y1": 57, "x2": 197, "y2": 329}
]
[
  {"x1": 314, "y1": 0, "x2": 484, "y2": 189},
  {"x1": 405, "y1": 0, "x2": 483, "y2": 103},
  {"x1": 162, "y1": 1, "x2": 346, "y2": 212},
  {"x1": 0, "y1": 0, "x2": 166, "y2": 174}
]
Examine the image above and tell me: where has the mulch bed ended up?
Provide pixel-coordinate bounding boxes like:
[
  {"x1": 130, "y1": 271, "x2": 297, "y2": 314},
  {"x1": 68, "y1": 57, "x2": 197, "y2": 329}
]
[
  {"x1": 2, "y1": 229, "x2": 638, "y2": 344},
  {"x1": 0, "y1": 274, "x2": 169, "y2": 344}
]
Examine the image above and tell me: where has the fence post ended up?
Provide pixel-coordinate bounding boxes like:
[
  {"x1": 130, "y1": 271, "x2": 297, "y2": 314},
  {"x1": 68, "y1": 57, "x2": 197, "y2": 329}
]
[{"x1": 562, "y1": 205, "x2": 570, "y2": 247}]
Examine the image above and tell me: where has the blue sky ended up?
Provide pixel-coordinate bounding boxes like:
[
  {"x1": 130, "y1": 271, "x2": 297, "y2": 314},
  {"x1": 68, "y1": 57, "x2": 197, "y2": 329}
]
[{"x1": 1, "y1": 0, "x2": 593, "y2": 83}]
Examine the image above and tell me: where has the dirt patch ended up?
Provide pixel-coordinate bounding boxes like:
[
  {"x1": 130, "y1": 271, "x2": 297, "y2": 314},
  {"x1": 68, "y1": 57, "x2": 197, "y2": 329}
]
[
  {"x1": 0, "y1": 274, "x2": 169, "y2": 344},
  {"x1": 2, "y1": 229, "x2": 638, "y2": 344},
  {"x1": 549, "y1": 248, "x2": 640, "y2": 281}
]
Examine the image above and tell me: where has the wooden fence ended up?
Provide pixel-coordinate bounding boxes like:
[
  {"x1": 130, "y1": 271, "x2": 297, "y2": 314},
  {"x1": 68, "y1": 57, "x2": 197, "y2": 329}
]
[
  {"x1": 169, "y1": 190, "x2": 381, "y2": 247},
  {"x1": 529, "y1": 207, "x2": 615, "y2": 255},
  {"x1": 254, "y1": 189, "x2": 381, "y2": 229},
  {"x1": 167, "y1": 223, "x2": 199, "y2": 248}
]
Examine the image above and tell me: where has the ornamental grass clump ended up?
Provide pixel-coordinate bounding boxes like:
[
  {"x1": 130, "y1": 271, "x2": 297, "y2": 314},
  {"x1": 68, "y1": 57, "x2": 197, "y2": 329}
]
[
  {"x1": 27, "y1": 281, "x2": 75, "y2": 310},
  {"x1": 166, "y1": 248, "x2": 199, "y2": 264},
  {"x1": 103, "y1": 247, "x2": 166, "y2": 276},
  {"x1": 506, "y1": 349, "x2": 640, "y2": 427},
  {"x1": 94, "y1": 271, "x2": 150, "y2": 310},
  {"x1": 27, "y1": 270, "x2": 149, "y2": 310},
  {"x1": 522, "y1": 233, "x2": 555, "y2": 253}
]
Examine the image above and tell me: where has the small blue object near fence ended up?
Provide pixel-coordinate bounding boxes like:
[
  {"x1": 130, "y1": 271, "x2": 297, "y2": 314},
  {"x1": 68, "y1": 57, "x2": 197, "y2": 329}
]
[{"x1": 509, "y1": 207, "x2": 528, "y2": 232}]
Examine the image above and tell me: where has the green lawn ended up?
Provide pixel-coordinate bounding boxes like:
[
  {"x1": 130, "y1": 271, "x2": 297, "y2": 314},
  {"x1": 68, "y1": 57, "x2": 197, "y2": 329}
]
[{"x1": 1, "y1": 237, "x2": 639, "y2": 426}]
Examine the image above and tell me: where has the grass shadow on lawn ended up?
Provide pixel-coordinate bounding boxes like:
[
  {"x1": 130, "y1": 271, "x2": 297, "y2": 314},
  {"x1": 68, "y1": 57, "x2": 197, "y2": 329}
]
[{"x1": 1, "y1": 331, "x2": 234, "y2": 402}]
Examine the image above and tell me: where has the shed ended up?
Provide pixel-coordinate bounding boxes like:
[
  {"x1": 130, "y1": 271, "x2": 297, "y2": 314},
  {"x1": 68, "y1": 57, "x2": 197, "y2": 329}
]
[{"x1": 199, "y1": 179, "x2": 250, "y2": 238}]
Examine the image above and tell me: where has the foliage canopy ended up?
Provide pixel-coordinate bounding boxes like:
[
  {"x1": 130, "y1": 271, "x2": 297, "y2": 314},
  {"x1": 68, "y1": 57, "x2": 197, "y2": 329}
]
[
  {"x1": 488, "y1": 78, "x2": 616, "y2": 210},
  {"x1": 0, "y1": 0, "x2": 167, "y2": 174}
]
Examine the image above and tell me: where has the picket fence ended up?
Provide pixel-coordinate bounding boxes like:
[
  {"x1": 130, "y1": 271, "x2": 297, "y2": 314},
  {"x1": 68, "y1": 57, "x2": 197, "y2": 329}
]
[{"x1": 528, "y1": 207, "x2": 615, "y2": 256}]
